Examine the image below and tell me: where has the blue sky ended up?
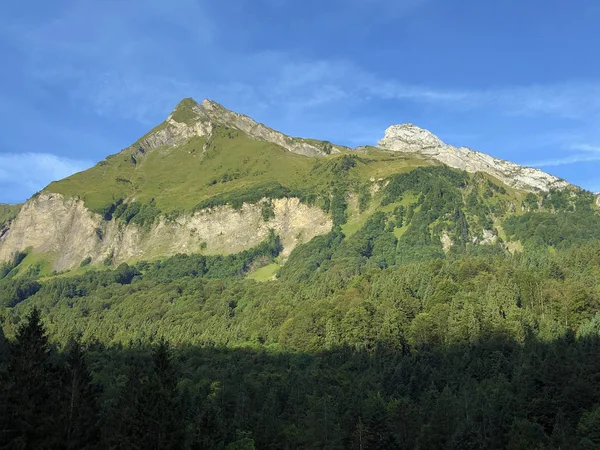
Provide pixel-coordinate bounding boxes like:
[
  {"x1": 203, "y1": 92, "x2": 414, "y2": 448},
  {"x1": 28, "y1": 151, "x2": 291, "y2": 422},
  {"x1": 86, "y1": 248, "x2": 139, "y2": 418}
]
[{"x1": 1, "y1": 0, "x2": 599, "y2": 203}]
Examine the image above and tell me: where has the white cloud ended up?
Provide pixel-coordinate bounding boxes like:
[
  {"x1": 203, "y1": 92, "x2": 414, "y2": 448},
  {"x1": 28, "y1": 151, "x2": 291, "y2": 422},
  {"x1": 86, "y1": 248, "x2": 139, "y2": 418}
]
[
  {"x1": 0, "y1": 153, "x2": 92, "y2": 203},
  {"x1": 222, "y1": 57, "x2": 600, "y2": 123},
  {"x1": 6, "y1": 0, "x2": 599, "y2": 127},
  {"x1": 571, "y1": 143, "x2": 600, "y2": 153},
  {"x1": 529, "y1": 154, "x2": 600, "y2": 168},
  {"x1": 527, "y1": 142, "x2": 600, "y2": 168}
]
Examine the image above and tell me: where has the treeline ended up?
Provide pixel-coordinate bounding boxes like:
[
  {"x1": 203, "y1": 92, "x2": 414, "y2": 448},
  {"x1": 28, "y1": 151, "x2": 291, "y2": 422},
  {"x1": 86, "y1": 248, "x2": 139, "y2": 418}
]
[{"x1": 3, "y1": 226, "x2": 600, "y2": 351}]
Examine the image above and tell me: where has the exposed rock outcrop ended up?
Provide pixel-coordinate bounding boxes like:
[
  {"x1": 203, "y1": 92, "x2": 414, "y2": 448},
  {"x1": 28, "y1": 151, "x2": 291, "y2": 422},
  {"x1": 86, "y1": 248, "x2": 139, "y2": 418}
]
[
  {"x1": 132, "y1": 98, "x2": 344, "y2": 157},
  {"x1": 378, "y1": 124, "x2": 569, "y2": 192},
  {"x1": 0, "y1": 193, "x2": 332, "y2": 271}
]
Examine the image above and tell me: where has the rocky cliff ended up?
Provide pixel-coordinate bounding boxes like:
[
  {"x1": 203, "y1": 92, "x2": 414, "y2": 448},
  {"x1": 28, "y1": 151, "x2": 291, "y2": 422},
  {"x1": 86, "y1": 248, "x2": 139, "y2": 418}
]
[
  {"x1": 0, "y1": 193, "x2": 331, "y2": 271},
  {"x1": 377, "y1": 124, "x2": 569, "y2": 192}
]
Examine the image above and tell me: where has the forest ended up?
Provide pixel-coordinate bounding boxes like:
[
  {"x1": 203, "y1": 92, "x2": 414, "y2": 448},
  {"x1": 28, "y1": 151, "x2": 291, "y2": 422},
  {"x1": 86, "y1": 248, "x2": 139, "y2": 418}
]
[{"x1": 2, "y1": 167, "x2": 600, "y2": 448}]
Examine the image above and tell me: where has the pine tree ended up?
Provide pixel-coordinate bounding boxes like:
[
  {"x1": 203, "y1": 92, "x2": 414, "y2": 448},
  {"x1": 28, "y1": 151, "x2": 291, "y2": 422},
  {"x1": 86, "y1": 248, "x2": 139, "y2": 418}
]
[
  {"x1": 0, "y1": 307, "x2": 59, "y2": 449},
  {"x1": 549, "y1": 409, "x2": 575, "y2": 449},
  {"x1": 103, "y1": 341, "x2": 183, "y2": 450},
  {"x1": 103, "y1": 361, "x2": 148, "y2": 449},
  {"x1": 191, "y1": 400, "x2": 226, "y2": 450},
  {"x1": 363, "y1": 395, "x2": 397, "y2": 450},
  {"x1": 60, "y1": 338, "x2": 100, "y2": 449},
  {"x1": 147, "y1": 340, "x2": 183, "y2": 449}
]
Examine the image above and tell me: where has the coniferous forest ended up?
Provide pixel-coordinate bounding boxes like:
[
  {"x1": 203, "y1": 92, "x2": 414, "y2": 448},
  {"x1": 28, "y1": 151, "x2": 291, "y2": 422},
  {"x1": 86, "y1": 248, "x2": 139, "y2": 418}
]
[{"x1": 3, "y1": 168, "x2": 600, "y2": 449}]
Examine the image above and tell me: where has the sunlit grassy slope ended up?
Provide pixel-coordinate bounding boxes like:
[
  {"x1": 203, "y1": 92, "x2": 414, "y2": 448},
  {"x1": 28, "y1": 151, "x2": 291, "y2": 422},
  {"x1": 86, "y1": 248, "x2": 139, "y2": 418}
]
[
  {"x1": 47, "y1": 126, "x2": 431, "y2": 214},
  {"x1": 247, "y1": 263, "x2": 280, "y2": 282}
]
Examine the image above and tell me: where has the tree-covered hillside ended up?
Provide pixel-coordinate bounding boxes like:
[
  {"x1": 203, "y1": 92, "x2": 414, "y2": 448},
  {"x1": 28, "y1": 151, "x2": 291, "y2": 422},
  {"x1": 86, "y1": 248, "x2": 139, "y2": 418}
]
[
  {"x1": 3, "y1": 96, "x2": 600, "y2": 448},
  {"x1": 2, "y1": 162, "x2": 600, "y2": 447}
]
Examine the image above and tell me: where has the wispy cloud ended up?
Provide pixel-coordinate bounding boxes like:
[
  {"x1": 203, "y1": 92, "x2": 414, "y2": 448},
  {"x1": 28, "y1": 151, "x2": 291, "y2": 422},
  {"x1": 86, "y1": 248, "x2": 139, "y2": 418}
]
[
  {"x1": 528, "y1": 143, "x2": 600, "y2": 167},
  {"x1": 529, "y1": 154, "x2": 600, "y2": 168},
  {"x1": 2, "y1": 0, "x2": 214, "y2": 124},
  {"x1": 193, "y1": 56, "x2": 600, "y2": 127},
  {"x1": 0, "y1": 153, "x2": 92, "y2": 203},
  {"x1": 5, "y1": 0, "x2": 599, "y2": 129},
  {"x1": 571, "y1": 143, "x2": 600, "y2": 153},
  {"x1": 263, "y1": 59, "x2": 600, "y2": 121}
]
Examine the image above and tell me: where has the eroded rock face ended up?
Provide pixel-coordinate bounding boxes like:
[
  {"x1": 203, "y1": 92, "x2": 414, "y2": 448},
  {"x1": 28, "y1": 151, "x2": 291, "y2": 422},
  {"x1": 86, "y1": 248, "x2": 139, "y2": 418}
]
[
  {"x1": 378, "y1": 124, "x2": 569, "y2": 192},
  {"x1": 379, "y1": 124, "x2": 445, "y2": 150},
  {"x1": 0, "y1": 193, "x2": 332, "y2": 271},
  {"x1": 132, "y1": 99, "x2": 344, "y2": 157}
]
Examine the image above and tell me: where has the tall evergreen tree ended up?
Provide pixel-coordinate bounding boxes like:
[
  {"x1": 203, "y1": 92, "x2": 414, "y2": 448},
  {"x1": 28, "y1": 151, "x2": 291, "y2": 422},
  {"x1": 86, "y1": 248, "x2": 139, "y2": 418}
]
[
  {"x1": 147, "y1": 340, "x2": 184, "y2": 449},
  {"x1": 103, "y1": 341, "x2": 183, "y2": 450},
  {"x1": 60, "y1": 338, "x2": 100, "y2": 449},
  {"x1": 0, "y1": 307, "x2": 59, "y2": 449}
]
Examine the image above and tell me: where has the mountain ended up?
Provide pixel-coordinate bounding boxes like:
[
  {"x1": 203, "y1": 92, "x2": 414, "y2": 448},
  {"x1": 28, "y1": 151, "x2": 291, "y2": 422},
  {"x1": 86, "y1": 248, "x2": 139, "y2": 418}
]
[
  {"x1": 0, "y1": 97, "x2": 586, "y2": 274},
  {"x1": 5, "y1": 99, "x2": 600, "y2": 448},
  {"x1": 377, "y1": 123, "x2": 568, "y2": 191},
  {"x1": 132, "y1": 98, "x2": 348, "y2": 157}
]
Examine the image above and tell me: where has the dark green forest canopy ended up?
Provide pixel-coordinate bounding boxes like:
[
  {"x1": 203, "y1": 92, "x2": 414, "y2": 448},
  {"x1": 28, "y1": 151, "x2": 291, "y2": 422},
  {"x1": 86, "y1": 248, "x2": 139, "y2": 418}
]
[
  {"x1": 3, "y1": 166, "x2": 600, "y2": 448},
  {"x1": 3, "y1": 237, "x2": 600, "y2": 448}
]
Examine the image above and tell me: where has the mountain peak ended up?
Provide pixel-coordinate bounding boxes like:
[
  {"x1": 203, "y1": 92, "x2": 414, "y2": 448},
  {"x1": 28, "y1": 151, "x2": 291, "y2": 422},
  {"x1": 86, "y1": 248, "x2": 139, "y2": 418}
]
[
  {"x1": 133, "y1": 98, "x2": 341, "y2": 157},
  {"x1": 175, "y1": 97, "x2": 199, "y2": 109},
  {"x1": 378, "y1": 123, "x2": 445, "y2": 151},
  {"x1": 168, "y1": 98, "x2": 232, "y2": 124},
  {"x1": 377, "y1": 123, "x2": 569, "y2": 192},
  {"x1": 169, "y1": 97, "x2": 201, "y2": 124},
  {"x1": 199, "y1": 98, "x2": 224, "y2": 111}
]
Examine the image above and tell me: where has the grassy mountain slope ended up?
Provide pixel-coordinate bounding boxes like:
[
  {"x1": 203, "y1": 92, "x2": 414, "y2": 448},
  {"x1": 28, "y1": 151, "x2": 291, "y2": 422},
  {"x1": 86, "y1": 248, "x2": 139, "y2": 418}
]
[{"x1": 48, "y1": 127, "x2": 428, "y2": 214}]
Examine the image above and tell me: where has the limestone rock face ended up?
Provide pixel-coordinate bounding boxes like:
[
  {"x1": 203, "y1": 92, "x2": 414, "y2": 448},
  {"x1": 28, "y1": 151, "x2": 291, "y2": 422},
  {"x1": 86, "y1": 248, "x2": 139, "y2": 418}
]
[
  {"x1": 378, "y1": 124, "x2": 569, "y2": 192},
  {"x1": 0, "y1": 193, "x2": 332, "y2": 271},
  {"x1": 379, "y1": 123, "x2": 445, "y2": 150},
  {"x1": 132, "y1": 99, "x2": 344, "y2": 157}
]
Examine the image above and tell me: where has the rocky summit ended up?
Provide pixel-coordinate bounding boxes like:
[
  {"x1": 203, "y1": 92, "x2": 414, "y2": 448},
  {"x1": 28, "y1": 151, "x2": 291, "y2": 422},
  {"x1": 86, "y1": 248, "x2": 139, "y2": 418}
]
[
  {"x1": 132, "y1": 98, "x2": 347, "y2": 158},
  {"x1": 377, "y1": 123, "x2": 569, "y2": 192}
]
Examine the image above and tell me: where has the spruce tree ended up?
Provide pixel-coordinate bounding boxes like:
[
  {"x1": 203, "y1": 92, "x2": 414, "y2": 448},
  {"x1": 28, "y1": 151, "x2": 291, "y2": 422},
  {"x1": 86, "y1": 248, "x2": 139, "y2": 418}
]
[
  {"x1": 103, "y1": 341, "x2": 183, "y2": 450},
  {"x1": 147, "y1": 340, "x2": 183, "y2": 449},
  {"x1": 60, "y1": 338, "x2": 100, "y2": 449},
  {"x1": 0, "y1": 307, "x2": 59, "y2": 449}
]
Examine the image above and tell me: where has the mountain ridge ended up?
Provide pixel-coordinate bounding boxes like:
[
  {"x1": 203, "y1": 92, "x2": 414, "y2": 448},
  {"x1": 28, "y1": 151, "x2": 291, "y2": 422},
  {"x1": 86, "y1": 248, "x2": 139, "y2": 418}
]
[
  {"x1": 377, "y1": 123, "x2": 569, "y2": 192},
  {"x1": 0, "y1": 97, "x2": 588, "y2": 273},
  {"x1": 129, "y1": 97, "x2": 347, "y2": 158},
  {"x1": 130, "y1": 97, "x2": 572, "y2": 192}
]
